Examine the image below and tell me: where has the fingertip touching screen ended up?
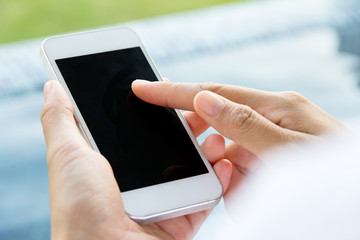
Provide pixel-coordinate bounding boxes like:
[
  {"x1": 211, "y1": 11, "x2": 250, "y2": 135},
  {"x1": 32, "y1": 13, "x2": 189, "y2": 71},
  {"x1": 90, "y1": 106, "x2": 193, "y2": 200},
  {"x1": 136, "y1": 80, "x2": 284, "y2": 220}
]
[{"x1": 55, "y1": 47, "x2": 208, "y2": 192}]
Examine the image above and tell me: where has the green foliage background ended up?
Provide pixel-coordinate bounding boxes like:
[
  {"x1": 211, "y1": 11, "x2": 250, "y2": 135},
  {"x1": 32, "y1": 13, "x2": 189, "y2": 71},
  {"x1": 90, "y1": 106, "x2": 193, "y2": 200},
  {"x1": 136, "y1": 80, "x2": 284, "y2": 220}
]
[{"x1": 0, "y1": 0, "x2": 245, "y2": 44}]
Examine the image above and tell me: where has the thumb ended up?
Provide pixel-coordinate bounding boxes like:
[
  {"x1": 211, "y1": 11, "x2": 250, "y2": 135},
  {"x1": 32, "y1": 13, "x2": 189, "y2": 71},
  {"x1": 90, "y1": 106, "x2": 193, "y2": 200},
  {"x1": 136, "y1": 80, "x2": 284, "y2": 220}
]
[
  {"x1": 40, "y1": 80, "x2": 88, "y2": 154},
  {"x1": 193, "y1": 91, "x2": 308, "y2": 155}
]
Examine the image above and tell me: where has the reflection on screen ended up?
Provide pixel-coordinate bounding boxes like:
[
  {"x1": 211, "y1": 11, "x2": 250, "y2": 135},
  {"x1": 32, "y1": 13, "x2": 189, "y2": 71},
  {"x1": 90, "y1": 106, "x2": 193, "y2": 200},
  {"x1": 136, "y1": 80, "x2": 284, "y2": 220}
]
[{"x1": 56, "y1": 47, "x2": 208, "y2": 192}]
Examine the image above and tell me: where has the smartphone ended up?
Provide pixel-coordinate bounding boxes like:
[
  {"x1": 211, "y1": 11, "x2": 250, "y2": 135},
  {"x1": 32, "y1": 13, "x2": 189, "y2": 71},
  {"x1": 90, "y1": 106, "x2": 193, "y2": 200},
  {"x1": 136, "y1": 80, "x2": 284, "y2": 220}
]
[{"x1": 40, "y1": 27, "x2": 223, "y2": 224}]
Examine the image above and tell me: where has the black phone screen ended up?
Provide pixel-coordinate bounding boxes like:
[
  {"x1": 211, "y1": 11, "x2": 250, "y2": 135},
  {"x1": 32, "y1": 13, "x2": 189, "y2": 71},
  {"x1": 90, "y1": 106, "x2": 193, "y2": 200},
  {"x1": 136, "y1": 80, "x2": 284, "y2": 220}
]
[{"x1": 55, "y1": 47, "x2": 208, "y2": 192}]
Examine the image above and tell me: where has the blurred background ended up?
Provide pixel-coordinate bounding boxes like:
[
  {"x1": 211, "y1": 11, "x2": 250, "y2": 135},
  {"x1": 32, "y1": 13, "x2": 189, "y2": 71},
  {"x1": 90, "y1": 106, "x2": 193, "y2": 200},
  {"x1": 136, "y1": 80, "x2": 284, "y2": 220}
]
[
  {"x1": 0, "y1": 0, "x2": 242, "y2": 44},
  {"x1": 1, "y1": 0, "x2": 360, "y2": 239}
]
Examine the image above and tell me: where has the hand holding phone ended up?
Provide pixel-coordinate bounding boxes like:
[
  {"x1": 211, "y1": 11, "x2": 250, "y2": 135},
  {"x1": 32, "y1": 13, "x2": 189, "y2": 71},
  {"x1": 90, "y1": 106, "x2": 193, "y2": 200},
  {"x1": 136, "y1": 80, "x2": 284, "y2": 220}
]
[
  {"x1": 40, "y1": 27, "x2": 228, "y2": 224},
  {"x1": 40, "y1": 79, "x2": 232, "y2": 239}
]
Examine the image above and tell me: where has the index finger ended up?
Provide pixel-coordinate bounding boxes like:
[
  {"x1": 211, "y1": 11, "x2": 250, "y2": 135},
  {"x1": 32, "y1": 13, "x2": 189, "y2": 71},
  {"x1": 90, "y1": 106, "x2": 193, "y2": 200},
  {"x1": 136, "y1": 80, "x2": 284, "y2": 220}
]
[{"x1": 131, "y1": 80, "x2": 275, "y2": 112}]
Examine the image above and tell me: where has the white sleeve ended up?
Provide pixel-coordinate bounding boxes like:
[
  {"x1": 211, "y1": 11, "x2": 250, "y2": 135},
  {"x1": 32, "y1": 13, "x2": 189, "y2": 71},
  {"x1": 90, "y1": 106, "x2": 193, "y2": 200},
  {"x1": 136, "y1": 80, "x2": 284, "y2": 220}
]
[{"x1": 220, "y1": 134, "x2": 360, "y2": 240}]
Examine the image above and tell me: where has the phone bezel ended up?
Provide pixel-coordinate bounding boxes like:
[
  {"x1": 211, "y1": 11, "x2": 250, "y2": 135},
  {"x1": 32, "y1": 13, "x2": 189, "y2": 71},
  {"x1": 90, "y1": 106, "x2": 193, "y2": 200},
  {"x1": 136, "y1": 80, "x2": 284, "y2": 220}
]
[{"x1": 41, "y1": 27, "x2": 223, "y2": 223}]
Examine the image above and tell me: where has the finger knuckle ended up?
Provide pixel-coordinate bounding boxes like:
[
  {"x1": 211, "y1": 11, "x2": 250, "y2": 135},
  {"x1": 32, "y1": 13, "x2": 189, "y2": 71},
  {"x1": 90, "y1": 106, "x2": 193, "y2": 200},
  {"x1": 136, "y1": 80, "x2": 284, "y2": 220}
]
[
  {"x1": 47, "y1": 143, "x2": 75, "y2": 165},
  {"x1": 47, "y1": 144, "x2": 89, "y2": 174},
  {"x1": 40, "y1": 102, "x2": 73, "y2": 125},
  {"x1": 40, "y1": 102, "x2": 60, "y2": 124},
  {"x1": 198, "y1": 82, "x2": 221, "y2": 93},
  {"x1": 280, "y1": 91, "x2": 309, "y2": 106},
  {"x1": 227, "y1": 104, "x2": 256, "y2": 135}
]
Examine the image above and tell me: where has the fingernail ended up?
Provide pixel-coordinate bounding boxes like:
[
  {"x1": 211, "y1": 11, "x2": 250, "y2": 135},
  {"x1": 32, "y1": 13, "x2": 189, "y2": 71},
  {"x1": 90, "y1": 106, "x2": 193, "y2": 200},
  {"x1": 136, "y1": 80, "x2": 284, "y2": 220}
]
[
  {"x1": 133, "y1": 79, "x2": 152, "y2": 84},
  {"x1": 196, "y1": 91, "x2": 225, "y2": 116},
  {"x1": 44, "y1": 81, "x2": 54, "y2": 100}
]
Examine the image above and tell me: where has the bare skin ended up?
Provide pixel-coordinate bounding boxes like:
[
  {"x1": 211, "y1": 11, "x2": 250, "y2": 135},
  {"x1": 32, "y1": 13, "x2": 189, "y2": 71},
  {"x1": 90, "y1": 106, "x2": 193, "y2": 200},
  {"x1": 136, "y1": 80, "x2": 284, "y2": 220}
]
[
  {"x1": 131, "y1": 80, "x2": 346, "y2": 203},
  {"x1": 41, "y1": 79, "x2": 345, "y2": 240},
  {"x1": 40, "y1": 80, "x2": 232, "y2": 240}
]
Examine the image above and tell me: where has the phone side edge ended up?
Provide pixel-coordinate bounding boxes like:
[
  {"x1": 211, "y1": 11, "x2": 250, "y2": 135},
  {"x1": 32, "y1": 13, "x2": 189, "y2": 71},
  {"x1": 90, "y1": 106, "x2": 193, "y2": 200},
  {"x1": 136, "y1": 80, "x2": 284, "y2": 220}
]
[
  {"x1": 129, "y1": 193, "x2": 222, "y2": 225},
  {"x1": 40, "y1": 40, "x2": 95, "y2": 147},
  {"x1": 40, "y1": 39, "x2": 58, "y2": 80}
]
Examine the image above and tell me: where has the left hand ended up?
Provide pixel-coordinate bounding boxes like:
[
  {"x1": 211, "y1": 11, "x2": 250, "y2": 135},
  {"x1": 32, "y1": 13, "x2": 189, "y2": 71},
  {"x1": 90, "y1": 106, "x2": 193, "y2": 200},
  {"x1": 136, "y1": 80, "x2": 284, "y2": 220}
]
[{"x1": 40, "y1": 80, "x2": 232, "y2": 240}]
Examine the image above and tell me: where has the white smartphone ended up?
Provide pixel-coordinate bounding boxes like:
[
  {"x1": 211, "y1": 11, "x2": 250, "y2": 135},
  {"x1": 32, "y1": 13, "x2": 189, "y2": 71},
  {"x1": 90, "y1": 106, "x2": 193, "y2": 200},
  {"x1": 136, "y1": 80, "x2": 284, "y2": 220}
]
[{"x1": 40, "y1": 27, "x2": 223, "y2": 224}]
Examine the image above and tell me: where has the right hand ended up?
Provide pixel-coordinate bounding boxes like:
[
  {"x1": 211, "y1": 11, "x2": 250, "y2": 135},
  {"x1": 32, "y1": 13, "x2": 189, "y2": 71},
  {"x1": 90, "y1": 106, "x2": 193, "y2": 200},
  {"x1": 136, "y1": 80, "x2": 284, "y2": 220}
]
[{"x1": 132, "y1": 80, "x2": 346, "y2": 200}]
